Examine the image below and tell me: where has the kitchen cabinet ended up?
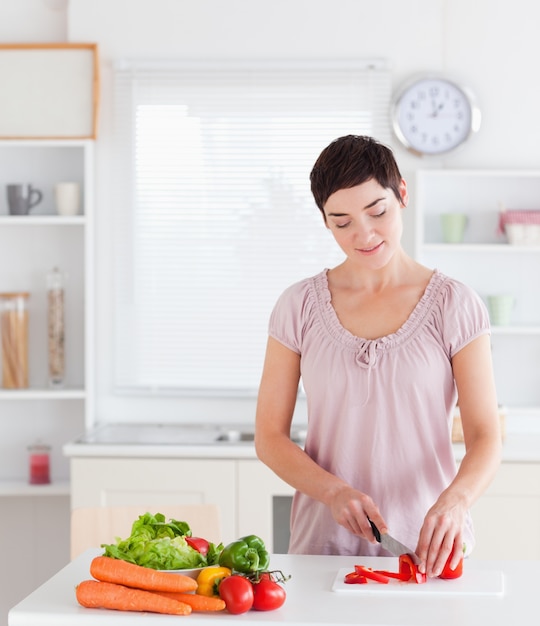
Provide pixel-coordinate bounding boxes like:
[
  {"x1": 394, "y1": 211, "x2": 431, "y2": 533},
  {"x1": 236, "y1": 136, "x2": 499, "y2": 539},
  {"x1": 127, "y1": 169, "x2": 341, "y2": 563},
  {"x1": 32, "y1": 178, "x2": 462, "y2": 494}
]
[
  {"x1": 414, "y1": 169, "x2": 540, "y2": 419},
  {"x1": 470, "y1": 462, "x2": 540, "y2": 560},
  {"x1": 69, "y1": 455, "x2": 293, "y2": 549},
  {"x1": 239, "y1": 458, "x2": 540, "y2": 561},
  {"x1": 68, "y1": 450, "x2": 540, "y2": 561},
  {"x1": 0, "y1": 140, "x2": 94, "y2": 487},
  {"x1": 0, "y1": 494, "x2": 70, "y2": 626},
  {"x1": 69, "y1": 457, "x2": 237, "y2": 542},
  {"x1": 0, "y1": 141, "x2": 93, "y2": 626},
  {"x1": 237, "y1": 459, "x2": 294, "y2": 553}
]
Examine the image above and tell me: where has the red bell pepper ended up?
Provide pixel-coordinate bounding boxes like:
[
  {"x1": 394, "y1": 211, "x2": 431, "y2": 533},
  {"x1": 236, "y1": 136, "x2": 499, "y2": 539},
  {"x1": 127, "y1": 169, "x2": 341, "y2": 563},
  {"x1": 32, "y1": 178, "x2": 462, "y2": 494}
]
[
  {"x1": 439, "y1": 554, "x2": 464, "y2": 579},
  {"x1": 185, "y1": 536, "x2": 210, "y2": 556}
]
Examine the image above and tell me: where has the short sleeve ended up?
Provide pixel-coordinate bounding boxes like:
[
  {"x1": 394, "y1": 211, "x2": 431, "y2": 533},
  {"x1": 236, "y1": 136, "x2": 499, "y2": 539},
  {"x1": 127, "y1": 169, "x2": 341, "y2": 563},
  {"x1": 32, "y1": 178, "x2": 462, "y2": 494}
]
[
  {"x1": 438, "y1": 278, "x2": 491, "y2": 359},
  {"x1": 268, "y1": 278, "x2": 313, "y2": 354}
]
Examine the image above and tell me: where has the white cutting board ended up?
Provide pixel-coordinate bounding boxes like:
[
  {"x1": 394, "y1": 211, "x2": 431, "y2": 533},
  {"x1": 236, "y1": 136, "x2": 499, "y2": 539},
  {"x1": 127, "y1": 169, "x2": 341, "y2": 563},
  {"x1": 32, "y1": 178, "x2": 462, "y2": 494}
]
[{"x1": 332, "y1": 567, "x2": 504, "y2": 596}]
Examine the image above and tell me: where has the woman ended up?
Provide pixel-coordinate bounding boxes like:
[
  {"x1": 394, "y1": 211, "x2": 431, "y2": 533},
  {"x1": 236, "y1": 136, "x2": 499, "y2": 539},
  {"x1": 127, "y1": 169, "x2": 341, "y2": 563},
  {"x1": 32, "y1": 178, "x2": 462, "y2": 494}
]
[{"x1": 254, "y1": 135, "x2": 501, "y2": 578}]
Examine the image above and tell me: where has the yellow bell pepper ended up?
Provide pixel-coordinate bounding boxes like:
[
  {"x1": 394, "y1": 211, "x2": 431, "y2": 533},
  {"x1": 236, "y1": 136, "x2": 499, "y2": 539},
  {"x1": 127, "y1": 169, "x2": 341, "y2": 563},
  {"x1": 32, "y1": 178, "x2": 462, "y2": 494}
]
[{"x1": 196, "y1": 566, "x2": 232, "y2": 597}]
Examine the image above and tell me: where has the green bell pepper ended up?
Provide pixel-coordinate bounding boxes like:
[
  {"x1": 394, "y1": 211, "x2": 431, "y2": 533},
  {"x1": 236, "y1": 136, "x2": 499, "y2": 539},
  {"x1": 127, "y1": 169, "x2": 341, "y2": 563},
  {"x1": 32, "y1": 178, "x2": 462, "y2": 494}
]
[{"x1": 218, "y1": 534, "x2": 270, "y2": 573}]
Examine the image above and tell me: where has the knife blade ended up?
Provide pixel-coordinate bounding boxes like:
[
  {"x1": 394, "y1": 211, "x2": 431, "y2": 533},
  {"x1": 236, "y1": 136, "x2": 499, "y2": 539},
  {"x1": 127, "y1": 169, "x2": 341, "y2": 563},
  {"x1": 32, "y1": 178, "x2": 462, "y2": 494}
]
[{"x1": 368, "y1": 519, "x2": 421, "y2": 565}]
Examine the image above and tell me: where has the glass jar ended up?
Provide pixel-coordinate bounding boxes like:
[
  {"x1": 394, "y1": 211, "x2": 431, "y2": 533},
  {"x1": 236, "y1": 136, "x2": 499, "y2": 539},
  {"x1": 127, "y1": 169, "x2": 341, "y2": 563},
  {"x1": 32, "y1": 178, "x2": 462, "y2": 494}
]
[
  {"x1": 47, "y1": 268, "x2": 65, "y2": 387},
  {"x1": 28, "y1": 442, "x2": 51, "y2": 485},
  {"x1": 0, "y1": 292, "x2": 29, "y2": 388}
]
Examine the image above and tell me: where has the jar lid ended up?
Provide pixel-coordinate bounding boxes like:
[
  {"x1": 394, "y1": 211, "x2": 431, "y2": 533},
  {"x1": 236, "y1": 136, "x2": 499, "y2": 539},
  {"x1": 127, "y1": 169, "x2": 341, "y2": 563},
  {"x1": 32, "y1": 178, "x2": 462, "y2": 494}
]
[
  {"x1": 0, "y1": 292, "x2": 30, "y2": 298},
  {"x1": 28, "y1": 443, "x2": 51, "y2": 452}
]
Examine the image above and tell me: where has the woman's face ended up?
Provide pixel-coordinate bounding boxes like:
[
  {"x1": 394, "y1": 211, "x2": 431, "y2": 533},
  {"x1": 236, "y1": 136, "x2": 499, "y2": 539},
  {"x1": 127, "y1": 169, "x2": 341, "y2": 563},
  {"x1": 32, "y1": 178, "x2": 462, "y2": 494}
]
[{"x1": 322, "y1": 178, "x2": 408, "y2": 270}]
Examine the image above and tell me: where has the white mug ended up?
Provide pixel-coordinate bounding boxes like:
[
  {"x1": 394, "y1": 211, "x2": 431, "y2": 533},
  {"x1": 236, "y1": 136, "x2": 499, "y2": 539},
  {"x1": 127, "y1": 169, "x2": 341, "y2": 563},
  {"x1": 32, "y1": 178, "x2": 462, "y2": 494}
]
[{"x1": 54, "y1": 182, "x2": 80, "y2": 216}]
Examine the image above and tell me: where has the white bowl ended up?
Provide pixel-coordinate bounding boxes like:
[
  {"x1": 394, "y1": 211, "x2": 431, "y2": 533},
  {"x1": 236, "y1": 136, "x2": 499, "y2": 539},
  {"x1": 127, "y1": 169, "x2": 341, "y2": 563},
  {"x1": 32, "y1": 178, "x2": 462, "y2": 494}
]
[
  {"x1": 506, "y1": 223, "x2": 540, "y2": 245},
  {"x1": 159, "y1": 566, "x2": 209, "y2": 579}
]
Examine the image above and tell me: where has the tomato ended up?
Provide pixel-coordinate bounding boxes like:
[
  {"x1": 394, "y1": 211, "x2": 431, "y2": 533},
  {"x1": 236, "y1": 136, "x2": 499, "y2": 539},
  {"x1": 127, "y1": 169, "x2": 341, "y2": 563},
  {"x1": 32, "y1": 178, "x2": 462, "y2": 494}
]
[
  {"x1": 252, "y1": 576, "x2": 286, "y2": 611},
  {"x1": 218, "y1": 575, "x2": 254, "y2": 614},
  {"x1": 439, "y1": 554, "x2": 464, "y2": 579}
]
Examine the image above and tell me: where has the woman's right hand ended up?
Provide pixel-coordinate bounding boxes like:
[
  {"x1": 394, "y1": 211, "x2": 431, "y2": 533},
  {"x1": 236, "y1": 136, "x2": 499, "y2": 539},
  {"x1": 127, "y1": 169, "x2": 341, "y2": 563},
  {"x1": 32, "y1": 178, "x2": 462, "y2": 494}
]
[{"x1": 329, "y1": 485, "x2": 387, "y2": 542}]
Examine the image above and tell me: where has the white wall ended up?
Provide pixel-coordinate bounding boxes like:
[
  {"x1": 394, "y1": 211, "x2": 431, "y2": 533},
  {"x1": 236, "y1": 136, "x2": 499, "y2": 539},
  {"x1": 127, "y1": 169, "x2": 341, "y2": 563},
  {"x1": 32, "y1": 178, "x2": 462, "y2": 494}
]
[
  {"x1": 67, "y1": 0, "x2": 540, "y2": 169},
  {"x1": 0, "y1": 0, "x2": 67, "y2": 41},
  {"x1": 3, "y1": 0, "x2": 540, "y2": 425}
]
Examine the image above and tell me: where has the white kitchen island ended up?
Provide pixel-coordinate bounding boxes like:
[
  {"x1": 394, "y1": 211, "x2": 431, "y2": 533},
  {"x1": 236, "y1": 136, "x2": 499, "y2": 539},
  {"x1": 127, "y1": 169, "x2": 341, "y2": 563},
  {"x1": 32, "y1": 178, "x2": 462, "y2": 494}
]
[{"x1": 8, "y1": 549, "x2": 539, "y2": 626}]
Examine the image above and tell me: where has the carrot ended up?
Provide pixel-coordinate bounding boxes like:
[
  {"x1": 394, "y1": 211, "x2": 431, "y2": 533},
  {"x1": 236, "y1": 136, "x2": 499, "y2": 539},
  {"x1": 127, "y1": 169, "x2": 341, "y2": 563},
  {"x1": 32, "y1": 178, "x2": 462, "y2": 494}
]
[
  {"x1": 90, "y1": 556, "x2": 197, "y2": 593},
  {"x1": 76, "y1": 580, "x2": 192, "y2": 615},
  {"x1": 154, "y1": 591, "x2": 226, "y2": 612}
]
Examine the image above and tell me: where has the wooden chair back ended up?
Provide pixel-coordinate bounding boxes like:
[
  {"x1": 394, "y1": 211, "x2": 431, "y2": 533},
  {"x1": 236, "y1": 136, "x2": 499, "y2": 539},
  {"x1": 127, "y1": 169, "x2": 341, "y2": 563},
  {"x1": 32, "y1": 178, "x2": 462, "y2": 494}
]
[{"x1": 70, "y1": 504, "x2": 221, "y2": 560}]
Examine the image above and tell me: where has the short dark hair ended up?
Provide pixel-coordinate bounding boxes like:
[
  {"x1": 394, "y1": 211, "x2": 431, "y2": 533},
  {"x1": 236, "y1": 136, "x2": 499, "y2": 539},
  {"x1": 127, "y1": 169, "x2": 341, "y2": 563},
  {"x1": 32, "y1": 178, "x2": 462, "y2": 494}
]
[{"x1": 310, "y1": 135, "x2": 403, "y2": 214}]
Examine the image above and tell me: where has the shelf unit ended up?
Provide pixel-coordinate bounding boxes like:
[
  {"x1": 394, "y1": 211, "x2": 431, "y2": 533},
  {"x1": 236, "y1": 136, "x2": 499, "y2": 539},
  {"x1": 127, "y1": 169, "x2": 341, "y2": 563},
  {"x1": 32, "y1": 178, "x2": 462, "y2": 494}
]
[
  {"x1": 0, "y1": 480, "x2": 70, "y2": 497},
  {"x1": 0, "y1": 139, "x2": 94, "y2": 491},
  {"x1": 414, "y1": 169, "x2": 540, "y2": 419}
]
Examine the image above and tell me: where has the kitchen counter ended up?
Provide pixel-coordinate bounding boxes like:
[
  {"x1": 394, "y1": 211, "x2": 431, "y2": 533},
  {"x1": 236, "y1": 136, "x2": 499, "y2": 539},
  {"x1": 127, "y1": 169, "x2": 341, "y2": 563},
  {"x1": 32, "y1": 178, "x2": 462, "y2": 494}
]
[
  {"x1": 63, "y1": 423, "x2": 540, "y2": 463},
  {"x1": 63, "y1": 422, "x2": 305, "y2": 460},
  {"x1": 8, "y1": 548, "x2": 539, "y2": 626}
]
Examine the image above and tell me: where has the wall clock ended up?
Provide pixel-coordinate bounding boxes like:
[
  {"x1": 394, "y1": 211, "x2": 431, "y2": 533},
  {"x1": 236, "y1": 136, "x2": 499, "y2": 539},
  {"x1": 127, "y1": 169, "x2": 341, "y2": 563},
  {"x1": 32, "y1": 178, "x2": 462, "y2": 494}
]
[{"x1": 391, "y1": 75, "x2": 481, "y2": 156}]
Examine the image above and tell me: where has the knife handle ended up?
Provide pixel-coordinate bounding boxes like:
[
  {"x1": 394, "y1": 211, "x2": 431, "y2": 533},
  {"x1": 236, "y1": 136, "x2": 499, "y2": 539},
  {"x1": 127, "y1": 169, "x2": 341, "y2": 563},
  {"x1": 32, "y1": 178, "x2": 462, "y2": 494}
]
[{"x1": 368, "y1": 519, "x2": 381, "y2": 543}]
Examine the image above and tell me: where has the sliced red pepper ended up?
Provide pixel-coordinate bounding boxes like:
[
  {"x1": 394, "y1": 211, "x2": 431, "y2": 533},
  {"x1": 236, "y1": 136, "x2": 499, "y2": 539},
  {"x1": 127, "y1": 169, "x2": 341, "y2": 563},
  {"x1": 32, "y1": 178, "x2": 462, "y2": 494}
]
[
  {"x1": 353, "y1": 565, "x2": 390, "y2": 584},
  {"x1": 373, "y1": 569, "x2": 409, "y2": 581},
  {"x1": 347, "y1": 553, "x2": 427, "y2": 587},
  {"x1": 344, "y1": 571, "x2": 368, "y2": 584},
  {"x1": 185, "y1": 536, "x2": 210, "y2": 556},
  {"x1": 398, "y1": 554, "x2": 426, "y2": 584}
]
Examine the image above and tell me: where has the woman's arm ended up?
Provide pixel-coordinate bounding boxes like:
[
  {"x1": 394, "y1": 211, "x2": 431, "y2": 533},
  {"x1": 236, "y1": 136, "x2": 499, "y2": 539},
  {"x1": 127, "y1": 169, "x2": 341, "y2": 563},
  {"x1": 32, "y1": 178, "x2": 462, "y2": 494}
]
[
  {"x1": 254, "y1": 336, "x2": 386, "y2": 540},
  {"x1": 416, "y1": 333, "x2": 502, "y2": 577}
]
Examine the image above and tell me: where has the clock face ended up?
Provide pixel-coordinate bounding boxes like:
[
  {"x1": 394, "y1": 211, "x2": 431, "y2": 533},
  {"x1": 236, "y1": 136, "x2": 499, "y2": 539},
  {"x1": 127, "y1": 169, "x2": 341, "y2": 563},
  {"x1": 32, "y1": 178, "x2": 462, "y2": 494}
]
[{"x1": 392, "y1": 77, "x2": 480, "y2": 155}]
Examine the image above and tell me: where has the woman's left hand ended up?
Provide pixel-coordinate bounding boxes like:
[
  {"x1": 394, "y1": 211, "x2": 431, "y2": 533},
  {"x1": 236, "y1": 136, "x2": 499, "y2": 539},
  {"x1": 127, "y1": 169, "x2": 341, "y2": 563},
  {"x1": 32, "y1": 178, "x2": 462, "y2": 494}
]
[{"x1": 415, "y1": 494, "x2": 466, "y2": 578}]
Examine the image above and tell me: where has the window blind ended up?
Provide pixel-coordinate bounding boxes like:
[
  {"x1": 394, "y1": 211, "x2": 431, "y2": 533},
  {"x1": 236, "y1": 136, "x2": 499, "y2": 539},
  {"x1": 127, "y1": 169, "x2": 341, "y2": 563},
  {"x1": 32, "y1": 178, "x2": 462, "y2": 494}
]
[{"x1": 112, "y1": 60, "x2": 391, "y2": 394}]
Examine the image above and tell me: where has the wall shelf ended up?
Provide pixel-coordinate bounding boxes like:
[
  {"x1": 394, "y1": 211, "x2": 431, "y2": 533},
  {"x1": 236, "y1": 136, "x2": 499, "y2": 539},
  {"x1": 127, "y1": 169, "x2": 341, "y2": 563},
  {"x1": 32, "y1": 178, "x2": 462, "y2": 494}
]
[
  {"x1": 424, "y1": 243, "x2": 540, "y2": 253},
  {"x1": 490, "y1": 326, "x2": 540, "y2": 335},
  {"x1": 0, "y1": 480, "x2": 70, "y2": 497},
  {"x1": 415, "y1": 169, "x2": 540, "y2": 413},
  {"x1": 0, "y1": 139, "x2": 94, "y2": 493},
  {"x1": 0, "y1": 388, "x2": 86, "y2": 400},
  {"x1": 0, "y1": 215, "x2": 85, "y2": 225}
]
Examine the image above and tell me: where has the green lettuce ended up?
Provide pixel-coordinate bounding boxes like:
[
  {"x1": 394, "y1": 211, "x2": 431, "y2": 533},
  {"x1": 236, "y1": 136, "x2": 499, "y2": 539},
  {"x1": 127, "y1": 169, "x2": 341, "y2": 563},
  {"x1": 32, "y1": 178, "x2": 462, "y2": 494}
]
[{"x1": 101, "y1": 512, "x2": 222, "y2": 570}]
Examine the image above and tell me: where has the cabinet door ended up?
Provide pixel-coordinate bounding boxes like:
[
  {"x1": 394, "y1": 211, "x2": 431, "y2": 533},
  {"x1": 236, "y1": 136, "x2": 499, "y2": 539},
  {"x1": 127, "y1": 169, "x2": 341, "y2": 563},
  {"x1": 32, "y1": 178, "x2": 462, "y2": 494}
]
[
  {"x1": 0, "y1": 495, "x2": 70, "y2": 625},
  {"x1": 471, "y1": 463, "x2": 540, "y2": 560},
  {"x1": 237, "y1": 459, "x2": 294, "y2": 552},
  {"x1": 70, "y1": 458, "x2": 237, "y2": 542}
]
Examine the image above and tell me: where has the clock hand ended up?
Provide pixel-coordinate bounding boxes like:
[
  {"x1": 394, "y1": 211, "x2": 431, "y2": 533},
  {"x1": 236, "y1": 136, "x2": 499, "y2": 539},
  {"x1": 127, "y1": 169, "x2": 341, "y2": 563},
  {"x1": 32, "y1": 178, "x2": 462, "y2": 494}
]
[{"x1": 430, "y1": 102, "x2": 445, "y2": 118}]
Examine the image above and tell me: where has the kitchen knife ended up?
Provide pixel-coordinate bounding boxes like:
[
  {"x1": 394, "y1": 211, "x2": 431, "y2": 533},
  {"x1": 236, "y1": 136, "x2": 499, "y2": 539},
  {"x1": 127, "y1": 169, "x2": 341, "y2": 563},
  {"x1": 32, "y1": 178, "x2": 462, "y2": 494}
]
[{"x1": 368, "y1": 519, "x2": 421, "y2": 565}]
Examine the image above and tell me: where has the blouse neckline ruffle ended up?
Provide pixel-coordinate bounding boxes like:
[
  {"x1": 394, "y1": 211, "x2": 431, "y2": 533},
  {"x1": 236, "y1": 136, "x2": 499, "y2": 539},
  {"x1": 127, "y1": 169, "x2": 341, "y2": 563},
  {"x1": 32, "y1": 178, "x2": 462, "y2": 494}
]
[{"x1": 311, "y1": 268, "x2": 446, "y2": 365}]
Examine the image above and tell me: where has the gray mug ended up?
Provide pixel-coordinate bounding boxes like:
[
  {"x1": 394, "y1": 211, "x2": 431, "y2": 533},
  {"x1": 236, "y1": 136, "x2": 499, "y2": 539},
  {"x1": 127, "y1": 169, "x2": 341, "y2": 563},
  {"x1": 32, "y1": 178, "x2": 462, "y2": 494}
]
[{"x1": 6, "y1": 184, "x2": 43, "y2": 215}]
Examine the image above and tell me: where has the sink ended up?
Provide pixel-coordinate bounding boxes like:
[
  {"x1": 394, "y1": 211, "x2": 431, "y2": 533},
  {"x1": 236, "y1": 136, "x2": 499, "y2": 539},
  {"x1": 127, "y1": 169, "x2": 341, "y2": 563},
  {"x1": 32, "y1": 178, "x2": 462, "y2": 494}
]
[
  {"x1": 215, "y1": 429, "x2": 306, "y2": 444},
  {"x1": 215, "y1": 430, "x2": 254, "y2": 442},
  {"x1": 75, "y1": 423, "x2": 306, "y2": 446},
  {"x1": 77, "y1": 423, "x2": 225, "y2": 446}
]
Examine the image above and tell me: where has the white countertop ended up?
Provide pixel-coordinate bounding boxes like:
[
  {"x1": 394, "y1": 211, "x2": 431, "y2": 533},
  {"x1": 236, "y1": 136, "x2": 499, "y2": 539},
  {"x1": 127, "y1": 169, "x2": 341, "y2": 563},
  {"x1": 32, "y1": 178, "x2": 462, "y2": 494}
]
[
  {"x1": 63, "y1": 426, "x2": 540, "y2": 463},
  {"x1": 8, "y1": 549, "x2": 539, "y2": 626}
]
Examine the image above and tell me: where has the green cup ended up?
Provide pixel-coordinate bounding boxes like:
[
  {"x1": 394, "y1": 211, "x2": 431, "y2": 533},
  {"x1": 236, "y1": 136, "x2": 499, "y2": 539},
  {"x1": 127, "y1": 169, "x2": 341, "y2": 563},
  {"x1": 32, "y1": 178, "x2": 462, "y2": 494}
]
[
  {"x1": 440, "y1": 213, "x2": 468, "y2": 243},
  {"x1": 487, "y1": 295, "x2": 515, "y2": 326}
]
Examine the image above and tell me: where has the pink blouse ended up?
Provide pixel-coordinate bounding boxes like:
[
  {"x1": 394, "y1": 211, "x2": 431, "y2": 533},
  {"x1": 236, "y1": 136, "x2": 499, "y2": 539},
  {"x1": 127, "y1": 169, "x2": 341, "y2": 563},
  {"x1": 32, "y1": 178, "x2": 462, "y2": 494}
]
[{"x1": 268, "y1": 269, "x2": 490, "y2": 557}]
